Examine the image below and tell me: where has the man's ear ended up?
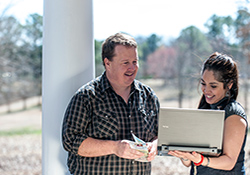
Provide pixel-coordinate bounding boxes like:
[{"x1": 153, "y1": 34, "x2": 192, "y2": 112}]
[{"x1": 104, "y1": 58, "x2": 110, "y2": 69}]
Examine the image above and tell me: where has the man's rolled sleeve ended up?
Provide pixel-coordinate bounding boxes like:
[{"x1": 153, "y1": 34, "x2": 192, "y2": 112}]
[
  {"x1": 62, "y1": 92, "x2": 91, "y2": 155},
  {"x1": 63, "y1": 126, "x2": 89, "y2": 154}
]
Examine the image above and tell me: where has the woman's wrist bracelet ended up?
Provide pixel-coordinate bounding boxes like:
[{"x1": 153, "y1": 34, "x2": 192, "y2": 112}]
[
  {"x1": 194, "y1": 154, "x2": 204, "y2": 166},
  {"x1": 205, "y1": 157, "x2": 210, "y2": 166}
]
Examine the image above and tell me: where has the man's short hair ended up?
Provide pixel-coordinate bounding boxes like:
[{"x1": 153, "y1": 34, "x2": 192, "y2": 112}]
[{"x1": 101, "y1": 33, "x2": 137, "y2": 66}]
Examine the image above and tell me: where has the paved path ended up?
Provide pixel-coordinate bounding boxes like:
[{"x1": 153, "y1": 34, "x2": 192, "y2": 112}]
[{"x1": 0, "y1": 108, "x2": 41, "y2": 131}]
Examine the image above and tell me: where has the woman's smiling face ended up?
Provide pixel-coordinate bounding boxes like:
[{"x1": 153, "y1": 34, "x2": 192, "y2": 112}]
[{"x1": 200, "y1": 70, "x2": 228, "y2": 105}]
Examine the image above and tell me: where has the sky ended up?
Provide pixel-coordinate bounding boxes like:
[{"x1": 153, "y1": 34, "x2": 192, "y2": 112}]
[{"x1": 1, "y1": 0, "x2": 248, "y2": 41}]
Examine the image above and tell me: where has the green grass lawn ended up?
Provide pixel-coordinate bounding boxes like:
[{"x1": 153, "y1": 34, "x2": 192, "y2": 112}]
[{"x1": 0, "y1": 127, "x2": 41, "y2": 136}]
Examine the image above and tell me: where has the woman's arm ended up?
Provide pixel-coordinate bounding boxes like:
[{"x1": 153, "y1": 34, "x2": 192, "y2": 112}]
[{"x1": 204, "y1": 114, "x2": 247, "y2": 170}]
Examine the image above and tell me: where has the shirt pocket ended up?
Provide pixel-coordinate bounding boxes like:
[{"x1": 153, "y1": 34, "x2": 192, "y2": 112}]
[
  {"x1": 139, "y1": 108, "x2": 157, "y2": 137},
  {"x1": 92, "y1": 110, "x2": 118, "y2": 139}
]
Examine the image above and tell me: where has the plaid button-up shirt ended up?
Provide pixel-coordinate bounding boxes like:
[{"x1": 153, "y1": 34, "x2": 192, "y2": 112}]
[{"x1": 62, "y1": 72, "x2": 159, "y2": 175}]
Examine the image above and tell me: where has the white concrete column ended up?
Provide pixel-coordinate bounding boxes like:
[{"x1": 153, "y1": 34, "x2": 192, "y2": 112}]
[{"x1": 42, "y1": 0, "x2": 94, "y2": 174}]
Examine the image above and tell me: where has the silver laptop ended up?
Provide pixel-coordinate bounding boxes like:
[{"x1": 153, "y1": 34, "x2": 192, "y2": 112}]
[{"x1": 157, "y1": 107, "x2": 225, "y2": 156}]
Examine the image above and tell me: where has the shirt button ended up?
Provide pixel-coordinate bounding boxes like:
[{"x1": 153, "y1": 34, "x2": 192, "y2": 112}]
[
  {"x1": 128, "y1": 115, "x2": 131, "y2": 118},
  {"x1": 132, "y1": 160, "x2": 135, "y2": 164},
  {"x1": 130, "y1": 130, "x2": 133, "y2": 133}
]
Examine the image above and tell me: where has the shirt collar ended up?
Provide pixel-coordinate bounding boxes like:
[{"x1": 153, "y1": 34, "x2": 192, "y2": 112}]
[
  {"x1": 133, "y1": 79, "x2": 143, "y2": 92},
  {"x1": 100, "y1": 71, "x2": 142, "y2": 93},
  {"x1": 100, "y1": 72, "x2": 111, "y2": 93}
]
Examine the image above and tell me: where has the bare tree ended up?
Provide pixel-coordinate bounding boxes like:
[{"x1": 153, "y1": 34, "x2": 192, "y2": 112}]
[
  {"x1": 235, "y1": 8, "x2": 250, "y2": 112},
  {"x1": 173, "y1": 26, "x2": 212, "y2": 108}
]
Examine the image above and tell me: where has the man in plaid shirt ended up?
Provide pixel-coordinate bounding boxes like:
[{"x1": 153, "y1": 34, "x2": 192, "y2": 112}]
[{"x1": 62, "y1": 33, "x2": 159, "y2": 175}]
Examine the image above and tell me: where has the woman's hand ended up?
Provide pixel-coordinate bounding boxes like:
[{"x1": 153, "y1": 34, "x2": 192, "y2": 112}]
[{"x1": 168, "y1": 150, "x2": 203, "y2": 167}]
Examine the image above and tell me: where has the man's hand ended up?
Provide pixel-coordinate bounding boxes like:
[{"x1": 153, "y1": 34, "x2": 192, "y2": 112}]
[
  {"x1": 114, "y1": 140, "x2": 145, "y2": 159},
  {"x1": 147, "y1": 139, "x2": 158, "y2": 161}
]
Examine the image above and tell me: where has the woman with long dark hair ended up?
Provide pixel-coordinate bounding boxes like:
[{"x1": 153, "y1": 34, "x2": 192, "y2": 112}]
[{"x1": 169, "y1": 52, "x2": 248, "y2": 174}]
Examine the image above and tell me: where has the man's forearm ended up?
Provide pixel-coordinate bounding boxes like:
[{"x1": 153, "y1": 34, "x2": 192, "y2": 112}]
[{"x1": 78, "y1": 137, "x2": 118, "y2": 157}]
